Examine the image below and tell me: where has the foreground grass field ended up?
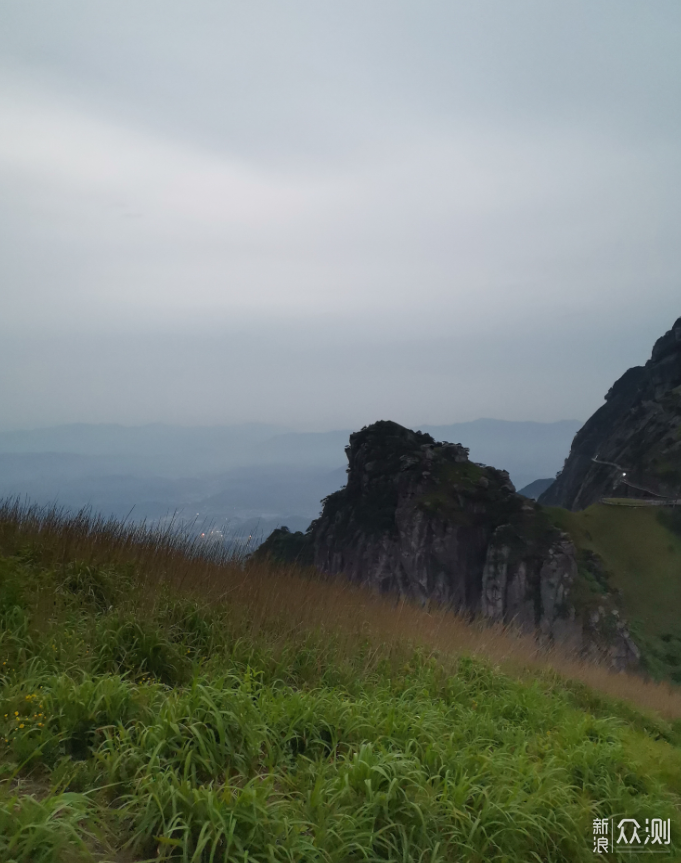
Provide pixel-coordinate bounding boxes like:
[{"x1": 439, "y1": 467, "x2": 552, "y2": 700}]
[{"x1": 0, "y1": 501, "x2": 680, "y2": 861}]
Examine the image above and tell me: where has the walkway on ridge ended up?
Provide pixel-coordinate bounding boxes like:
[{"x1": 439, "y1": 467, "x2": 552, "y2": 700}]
[{"x1": 592, "y1": 455, "x2": 680, "y2": 507}]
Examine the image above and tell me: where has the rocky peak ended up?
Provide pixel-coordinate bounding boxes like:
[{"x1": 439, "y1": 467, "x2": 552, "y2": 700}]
[
  {"x1": 344, "y1": 421, "x2": 469, "y2": 482},
  {"x1": 651, "y1": 316, "x2": 681, "y2": 363},
  {"x1": 540, "y1": 316, "x2": 681, "y2": 509},
  {"x1": 257, "y1": 420, "x2": 639, "y2": 670}
]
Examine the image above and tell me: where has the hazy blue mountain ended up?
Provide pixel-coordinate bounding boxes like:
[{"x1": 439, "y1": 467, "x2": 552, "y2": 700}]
[
  {"x1": 0, "y1": 454, "x2": 346, "y2": 541},
  {"x1": 0, "y1": 420, "x2": 580, "y2": 541},
  {"x1": 0, "y1": 423, "x2": 290, "y2": 477},
  {"x1": 0, "y1": 422, "x2": 289, "y2": 454},
  {"x1": 196, "y1": 465, "x2": 347, "y2": 520},
  {"x1": 517, "y1": 478, "x2": 555, "y2": 500},
  {"x1": 255, "y1": 431, "x2": 353, "y2": 467}
]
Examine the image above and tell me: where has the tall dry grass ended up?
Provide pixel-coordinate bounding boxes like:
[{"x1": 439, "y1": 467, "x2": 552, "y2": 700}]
[{"x1": 2, "y1": 497, "x2": 681, "y2": 721}]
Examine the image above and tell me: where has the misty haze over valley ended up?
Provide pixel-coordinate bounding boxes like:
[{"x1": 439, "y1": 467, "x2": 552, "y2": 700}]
[{"x1": 0, "y1": 419, "x2": 581, "y2": 541}]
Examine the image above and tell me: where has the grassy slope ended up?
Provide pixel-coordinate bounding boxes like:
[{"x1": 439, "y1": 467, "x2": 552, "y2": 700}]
[
  {"x1": 0, "y1": 504, "x2": 680, "y2": 861},
  {"x1": 547, "y1": 504, "x2": 681, "y2": 637}
]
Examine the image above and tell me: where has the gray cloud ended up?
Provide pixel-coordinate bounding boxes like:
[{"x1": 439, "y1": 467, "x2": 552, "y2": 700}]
[{"x1": 0, "y1": 1, "x2": 679, "y2": 430}]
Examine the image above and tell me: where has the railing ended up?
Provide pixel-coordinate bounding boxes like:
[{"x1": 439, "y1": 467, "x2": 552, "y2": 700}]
[
  {"x1": 601, "y1": 497, "x2": 681, "y2": 507},
  {"x1": 592, "y1": 455, "x2": 675, "y2": 501}
]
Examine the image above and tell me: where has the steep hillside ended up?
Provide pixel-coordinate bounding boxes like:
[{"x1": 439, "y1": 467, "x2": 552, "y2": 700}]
[
  {"x1": 547, "y1": 504, "x2": 681, "y2": 682},
  {"x1": 539, "y1": 317, "x2": 681, "y2": 510}
]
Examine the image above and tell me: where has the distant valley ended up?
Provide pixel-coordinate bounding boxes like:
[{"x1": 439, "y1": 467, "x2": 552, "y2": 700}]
[{"x1": 0, "y1": 419, "x2": 581, "y2": 542}]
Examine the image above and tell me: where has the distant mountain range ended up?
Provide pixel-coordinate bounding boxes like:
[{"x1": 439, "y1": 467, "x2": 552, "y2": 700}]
[{"x1": 0, "y1": 419, "x2": 582, "y2": 540}]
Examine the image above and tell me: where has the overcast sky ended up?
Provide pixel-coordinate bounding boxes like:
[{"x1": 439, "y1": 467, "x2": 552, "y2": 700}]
[{"x1": 0, "y1": 1, "x2": 679, "y2": 431}]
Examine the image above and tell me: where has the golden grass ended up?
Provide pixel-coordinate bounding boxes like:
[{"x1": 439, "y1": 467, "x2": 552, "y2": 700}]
[
  {"x1": 203, "y1": 563, "x2": 681, "y2": 720},
  {"x1": 3, "y1": 499, "x2": 681, "y2": 721}
]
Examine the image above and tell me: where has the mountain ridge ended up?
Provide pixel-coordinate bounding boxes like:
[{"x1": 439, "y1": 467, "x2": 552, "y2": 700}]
[{"x1": 539, "y1": 317, "x2": 681, "y2": 509}]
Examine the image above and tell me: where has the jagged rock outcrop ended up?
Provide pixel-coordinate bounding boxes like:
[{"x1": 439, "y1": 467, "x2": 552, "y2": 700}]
[
  {"x1": 258, "y1": 420, "x2": 642, "y2": 669},
  {"x1": 539, "y1": 316, "x2": 681, "y2": 510},
  {"x1": 310, "y1": 422, "x2": 550, "y2": 610}
]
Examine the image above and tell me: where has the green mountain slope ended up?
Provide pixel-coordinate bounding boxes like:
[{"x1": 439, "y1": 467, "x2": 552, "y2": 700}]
[
  {"x1": 548, "y1": 504, "x2": 681, "y2": 680},
  {"x1": 0, "y1": 503, "x2": 680, "y2": 861},
  {"x1": 548, "y1": 505, "x2": 681, "y2": 637}
]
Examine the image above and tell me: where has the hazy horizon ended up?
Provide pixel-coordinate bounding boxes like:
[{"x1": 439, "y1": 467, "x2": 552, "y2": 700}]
[
  {"x1": 1, "y1": 2, "x2": 679, "y2": 431},
  {"x1": 0, "y1": 416, "x2": 584, "y2": 435},
  {"x1": 0, "y1": 417, "x2": 584, "y2": 531}
]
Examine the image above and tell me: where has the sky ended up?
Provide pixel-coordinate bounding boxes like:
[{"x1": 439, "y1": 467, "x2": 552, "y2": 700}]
[{"x1": 0, "y1": 1, "x2": 679, "y2": 432}]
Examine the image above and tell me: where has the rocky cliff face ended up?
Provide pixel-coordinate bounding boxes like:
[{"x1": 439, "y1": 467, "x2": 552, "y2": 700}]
[
  {"x1": 539, "y1": 317, "x2": 681, "y2": 510},
  {"x1": 312, "y1": 422, "x2": 559, "y2": 616},
  {"x1": 259, "y1": 420, "x2": 639, "y2": 668}
]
